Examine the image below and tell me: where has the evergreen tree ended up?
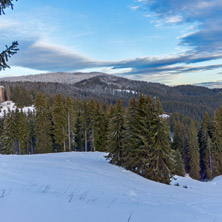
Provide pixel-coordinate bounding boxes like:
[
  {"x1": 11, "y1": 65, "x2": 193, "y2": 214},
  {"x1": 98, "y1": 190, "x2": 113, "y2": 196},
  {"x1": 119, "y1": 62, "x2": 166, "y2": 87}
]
[
  {"x1": 64, "y1": 96, "x2": 75, "y2": 152},
  {"x1": 93, "y1": 101, "x2": 107, "y2": 152},
  {"x1": 211, "y1": 108, "x2": 222, "y2": 177},
  {"x1": 188, "y1": 120, "x2": 200, "y2": 180},
  {"x1": 74, "y1": 109, "x2": 84, "y2": 151},
  {"x1": 199, "y1": 112, "x2": 213, "y2": 179},
  {"x1": 16, "y1": 110, "x2": 28, "y2": 154},
  {"x1": 82, "y1": 101, "x2": 90, "y2": 152},
  {"x1": 53, "y1": 94, "x2": 66, "y2": 152},
  {"x1": 149, "y1": 111, "x2": 174, "y2": 184},
  {"x1": 172, "y1": 121, "x2": 186, "y2": 176},
  {"x1": 123, "y1": 97, "x2": 138, "y2": 171},
  {"x1": 173, "y1": 149, "x2": 185, "y2": 176},
  {"x1": 1, "y1": 111, "x2": 16, "y2": 153},
  {"x1": 106, "y1": 99, "x2": 125, "y2": 166},
  {"x1": 131, "y1": 94, "x2": 153, "y2": 175},
  {"x1": 35, "y1": 93, "x2": 53, "y2": 153},
  {"x1": 26, "y1": 111, "x2": 35, "y2": 154}
]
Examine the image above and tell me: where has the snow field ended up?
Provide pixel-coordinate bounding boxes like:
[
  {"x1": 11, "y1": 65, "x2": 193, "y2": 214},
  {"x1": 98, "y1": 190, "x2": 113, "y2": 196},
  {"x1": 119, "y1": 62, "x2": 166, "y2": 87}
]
[{"x1": 0, "y1": 152, "x2": 222, "y2": 222}]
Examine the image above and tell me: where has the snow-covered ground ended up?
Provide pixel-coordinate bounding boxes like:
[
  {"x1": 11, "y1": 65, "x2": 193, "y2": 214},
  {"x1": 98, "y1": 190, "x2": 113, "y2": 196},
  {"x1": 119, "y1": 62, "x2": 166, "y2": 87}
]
[
  {"x1": 0, "y1": 101, "x2": 35, "y2": 117},
  {"x1": 0, "y1": 152, "x2": 221, "y2": 222}
]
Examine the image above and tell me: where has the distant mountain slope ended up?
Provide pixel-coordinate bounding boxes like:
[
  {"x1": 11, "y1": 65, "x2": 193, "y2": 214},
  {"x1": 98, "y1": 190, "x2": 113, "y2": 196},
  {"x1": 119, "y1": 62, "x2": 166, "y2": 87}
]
[
  {"x1": 1, "y1": 72, "x2": 222, "y2": 122},
  {"x1": 0, "y1": 72, "x2": 108, "y2": 84},
  {"x1": 0, "y1": 152, "x2": 222, "y2": 222}
]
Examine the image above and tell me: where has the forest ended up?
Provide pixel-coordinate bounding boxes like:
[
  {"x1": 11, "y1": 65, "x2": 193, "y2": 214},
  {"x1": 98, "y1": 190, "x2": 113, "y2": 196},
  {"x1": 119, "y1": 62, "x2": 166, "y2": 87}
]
[
  {"x1": 1, "y1": 85, "x2": 222, "y2": 184},
  {"x1": 1, "y1": 74, "x2": 222, "y2": 123}
]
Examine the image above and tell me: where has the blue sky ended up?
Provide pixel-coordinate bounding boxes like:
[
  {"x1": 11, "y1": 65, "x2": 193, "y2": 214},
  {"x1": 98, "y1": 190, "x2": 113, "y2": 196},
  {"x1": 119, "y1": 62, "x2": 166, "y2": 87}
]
[{"x1": 1, "y1": 0, "x2": 222, "y2": 87}]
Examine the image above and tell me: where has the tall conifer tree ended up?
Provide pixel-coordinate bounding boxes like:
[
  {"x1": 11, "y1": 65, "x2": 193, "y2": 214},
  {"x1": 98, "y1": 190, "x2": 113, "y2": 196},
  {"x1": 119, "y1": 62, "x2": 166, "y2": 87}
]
[
  {"x1": 188, "y1": 120, "x2": 200, "y2": 180},
  {"x1": 106, "y1": 99, "x2": 125, "y2": 166}
]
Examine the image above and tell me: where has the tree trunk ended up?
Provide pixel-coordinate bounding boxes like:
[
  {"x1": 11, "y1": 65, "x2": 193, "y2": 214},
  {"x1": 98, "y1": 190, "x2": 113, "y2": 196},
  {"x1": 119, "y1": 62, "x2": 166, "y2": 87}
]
[
  {"x1": 63, "y1": 127, "x2": 66, "y2": 152},
  {"x1": 92, "y1": 128, "x2": 95, "y2": 152},
  {"x1": 68, "y1": 112, "x2": 71, "y2": 152},
  {"x1": 85, "y1": 130, "x2": 87, "y2": 152}
]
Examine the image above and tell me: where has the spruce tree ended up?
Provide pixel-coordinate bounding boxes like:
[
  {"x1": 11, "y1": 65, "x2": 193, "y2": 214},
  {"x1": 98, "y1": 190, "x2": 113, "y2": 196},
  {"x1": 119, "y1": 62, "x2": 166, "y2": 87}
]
[
  {"x1": 64, "y1": 96, "x2": 75, "y2": 152},
  {"x1": 93, "y1": 101, "x2": 107, "y2": 152},
  {"x1": 74, "y1": 109, "x2": 84, "y2": 151},
  {"x1": 172, "y1": 121, "x2": 185, "y2": 176},
  {"x1": 17, "y1": 110, "x2": 28, "y2": 154},
  {"x1": 35, "y1": 93, "x2": 53, "y2": 153},
  {"x1": 123, "y1": 97, "x2": 138, "y2": 171},
  {"x1": 211, "y1": 108, "x2": 222, "y2": 177},
  {"x1": 106, "y1": 99, "x2": 125, "y2": 166},
  {"x1": 131, "y1": 94, "x2": 153, "y2": 175},
  {"x1": 1, "y1": 111, "x2": 16, "y2": 154},
  {"x1": 53, "y1": 94, "x2": 66, "y2": 152},
  {"x1": 188, "y1": 120, "x2": 200, "y2": 180},
  {"x1": 149, "y1": 111, "x2": 174, "y2": 184},
  {"x1": 173, "y1": 149, "x2": 185, "y2": 176},
  {"x1": 199, "y1": 112, "x2": 213, "y2": 179}
]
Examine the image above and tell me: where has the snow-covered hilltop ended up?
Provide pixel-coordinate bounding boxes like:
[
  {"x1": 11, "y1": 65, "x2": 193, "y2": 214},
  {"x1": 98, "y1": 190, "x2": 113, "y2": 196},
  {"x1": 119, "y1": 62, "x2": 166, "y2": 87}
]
[
  {"x1": 0, "y1": 152, "x2": 221, "y2": 222},
  {"x1": 0, "y1": 101, "x2": 35, "y2": 118},
  {"x1": 0, "y1": 72, "x2": 108, "y2": 84}
]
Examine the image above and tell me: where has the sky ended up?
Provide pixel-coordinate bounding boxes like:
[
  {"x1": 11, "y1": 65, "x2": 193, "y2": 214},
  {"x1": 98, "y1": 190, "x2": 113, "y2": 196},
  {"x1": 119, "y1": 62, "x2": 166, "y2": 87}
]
[{"x1": 1, "y1": 0, "x2": 222, "y2": 87}]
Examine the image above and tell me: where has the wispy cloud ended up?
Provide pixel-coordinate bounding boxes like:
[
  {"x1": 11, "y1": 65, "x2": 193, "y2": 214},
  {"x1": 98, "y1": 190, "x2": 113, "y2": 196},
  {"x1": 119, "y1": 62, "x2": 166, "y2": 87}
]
[
  {"x1": 135, "y1": 0, "x2": 222, "y2": 54},
  {"x1": 195, "y1": 81, "x2": 222, "y2": 89},
  {"x1": 1, "y1": 3, "x2": 222, "y2": 86},
  {"x1": 10, "y1": 41, "x2": 100, "y2": 72}
]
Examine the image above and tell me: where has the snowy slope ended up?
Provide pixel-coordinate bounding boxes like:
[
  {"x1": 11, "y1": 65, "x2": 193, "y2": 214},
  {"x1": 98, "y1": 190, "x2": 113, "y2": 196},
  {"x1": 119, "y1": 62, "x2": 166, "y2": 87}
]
[
  {"x1": 0, "y1": 152, "x2": 221, "y2": 222},
  {"x1": 0, "y1": 72, "x2": 108, "y2": 84}
]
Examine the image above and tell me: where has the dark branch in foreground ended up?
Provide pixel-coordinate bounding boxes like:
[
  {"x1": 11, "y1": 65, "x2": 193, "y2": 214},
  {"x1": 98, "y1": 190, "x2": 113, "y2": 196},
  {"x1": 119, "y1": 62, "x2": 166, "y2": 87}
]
[
  {"x1": 0, "y1": 0, "x2": 17, "y2": 15},
  {"x1": 0, "y1": 41, "x2": 19, "y2": 71}
]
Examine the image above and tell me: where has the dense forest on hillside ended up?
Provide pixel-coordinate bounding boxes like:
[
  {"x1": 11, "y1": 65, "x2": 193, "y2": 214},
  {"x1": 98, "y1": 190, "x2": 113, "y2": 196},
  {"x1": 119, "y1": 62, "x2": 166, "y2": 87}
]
[
  {"x1": 1, "y1": 87, "x2": 222, "y2": 184},
  {"x1": 1, "y1": 75, "x2": 222, "y2": 123}
]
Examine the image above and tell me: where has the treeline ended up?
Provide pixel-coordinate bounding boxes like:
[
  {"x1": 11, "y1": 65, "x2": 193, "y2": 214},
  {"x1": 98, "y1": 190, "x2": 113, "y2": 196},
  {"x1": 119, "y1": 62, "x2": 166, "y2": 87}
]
[
  {"x1": 173, "y1": 108, "x2": 222, "y2": 181},
  {"x1": 1, "y1": 90, "x2": 222, "y2": 184},
  {"x1": 0, "y1": 94, "x2": 109, "y2": 154},
  {"x1": 1, "y1": 78, "x2": 222, "y2": 123}
]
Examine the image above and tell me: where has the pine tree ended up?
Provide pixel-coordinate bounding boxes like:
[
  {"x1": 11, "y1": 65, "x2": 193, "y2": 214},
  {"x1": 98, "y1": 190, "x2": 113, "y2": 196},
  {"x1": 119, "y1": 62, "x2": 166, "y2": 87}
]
[
  {"x1": 211, "y1": 108, "x2": 222, "y2": 177},
  {"x1": 199, "y1": 112, "x2": 213, "y2": 179},
  {"x1": 172, "y1": 121, "x2": 186, "y2": 176},
  {"x1": 1, "y1": 111, "x2": 16, "y2": 154},
  {"x1": 123, "y1": 97, "x2": 138, "y2": 171},
  {"x1": 53, "y1": 94, "x2": 66, "y2": 152},
  {"x1": 106, "y1": 99, "x2": 125, "y2": 166},
  {"x1": 16, "y1": 110, "x2": 29, "y2": 154},
  {"x1": 131, "y1": 94, "x2": 153, "y2": 175},
  {"x1": 93, "y1": 101, "x2": 107, "y2": 152},
  {"x1": 149, "y1": 111, "x2": 174, "y2": 184},
  {"x1": 82, "y1": 101, "x2": 90, "y2": 152},
  {"x1": 188, "y1": 120, "x2": 200, "y2": 180},
  {"x1": 74, "y1": 109, "x2": 84, "y2": 151},
  {"x1": 64, "y1": 96, "x2": 74, "y2": 152},
  {"x1": 87, "y1": 99, "x2": 96, "y2": 151},
  {"x1": 173, "y1": 149, "x2": 185, "y2": 176},
  {"x1": 35, "y1": 93, "x2": 53, "y2": 153},
  {"x1": 26, "y1": 111, "x2": 35, "y2": 154}
]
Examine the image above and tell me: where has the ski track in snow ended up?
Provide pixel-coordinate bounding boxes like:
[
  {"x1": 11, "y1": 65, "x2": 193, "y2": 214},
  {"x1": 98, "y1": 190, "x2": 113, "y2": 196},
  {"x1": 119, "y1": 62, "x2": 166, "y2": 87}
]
[{"x1": 0, "y1": 152, "x2": 221, "y2": 222}]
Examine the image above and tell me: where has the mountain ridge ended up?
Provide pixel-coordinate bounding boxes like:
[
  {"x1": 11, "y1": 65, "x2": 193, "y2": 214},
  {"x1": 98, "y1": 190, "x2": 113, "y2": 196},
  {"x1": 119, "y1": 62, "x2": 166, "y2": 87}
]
[{"x1": 0, "y1": 72, "x2": 109, "y2": 85}]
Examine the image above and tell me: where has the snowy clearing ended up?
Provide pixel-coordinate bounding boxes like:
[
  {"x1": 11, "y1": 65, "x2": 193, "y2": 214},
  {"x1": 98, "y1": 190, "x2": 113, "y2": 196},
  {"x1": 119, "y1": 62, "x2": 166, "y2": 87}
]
[
  {"x1": 0, "y1": 152, "x2": 221, "y2": 222},
  {"x1": 0, "y1": 101, "x2": 35, "y2": 117}
]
